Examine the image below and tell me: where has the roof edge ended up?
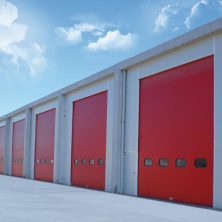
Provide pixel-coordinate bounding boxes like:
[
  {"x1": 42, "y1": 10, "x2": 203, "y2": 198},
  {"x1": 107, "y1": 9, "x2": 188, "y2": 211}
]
[{"x1": 1, "y1": 17, "x2": 222, "y2": 121}]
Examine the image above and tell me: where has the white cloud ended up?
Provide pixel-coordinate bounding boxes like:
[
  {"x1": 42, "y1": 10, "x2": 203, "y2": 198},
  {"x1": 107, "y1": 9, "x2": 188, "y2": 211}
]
[
  {"x1": 2, "y1": 43, "x2": 46, "y2": 76},
  {"x1": 55, "y1": 27, "x2": 82, "y2": 44},
  {"x1": 153, "y1": 0, "x2": 222, "y2": 33},
  {"x1": 0, "y1": 0, "x2": 46, "y2": 76},
  {"x1": 87, "y1": 30, "x2": 135, "y2": 51},
  {"x1": 0, "y1": 23, "x2": 27, "y2": 48},
  {"x1": 185, "y1": 0, "x2": 222, "y2": 29},
  {"x1": 74, "y1": 23, "x2": 105, "y2": 33},
  {"x1": 153, "y1": 4, "x2": 181, "y2": 33},
  {"x1": 28, "y1": 43, "x2": 47, "y2": 76},
  {"x1": 55, "y1": 21, "x2": 133, "y2": 51},
  {"x1": 55, "y1": 22, "x2": 107, "y2": 44},
  {"x1": 0, "y1": 0, "x2": 27, "y2": 49},
  {"x1": 185, "y1": 0, "x2": 208, "y2": 28},
  {"x1": 0, "y1": 0, "x2": 17, "y2": 26}
]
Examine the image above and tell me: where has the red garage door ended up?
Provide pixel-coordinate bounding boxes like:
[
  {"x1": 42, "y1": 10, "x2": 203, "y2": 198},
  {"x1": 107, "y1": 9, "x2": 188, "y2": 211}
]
[
  {"x1": 138, "y1": 56, "x2": 213, "y2": 206},
  {"x1": 34, "y1": 109, "x2": 56, "y2": 182},
  {"x1": 12, "y1": 119, "x2": 25, "y2": 177},
  {"x1": 0, "y1": 126, "x2": 5, "y2": 174},
  {"x1": 71, "y1": 91, "x2": 107, "y2": 190}
]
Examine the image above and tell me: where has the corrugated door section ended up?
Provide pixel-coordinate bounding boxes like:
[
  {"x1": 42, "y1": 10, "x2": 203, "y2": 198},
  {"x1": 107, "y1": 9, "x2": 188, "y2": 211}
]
[
  {"x1": 71, "y1": 91, "x2": 107, "y2": 190},
  {"x1": 12, "y1": 119, "x2": 25, "y2": 177},
  {"x1": 34, "y1": 109, "x2": 56, "y2": 182},
  {"x1": 0, "y1": 126, "x2": 5, "y2": 174},
  {"x1": 138, "y1": 56, "x2": 214, "y2": 206}
]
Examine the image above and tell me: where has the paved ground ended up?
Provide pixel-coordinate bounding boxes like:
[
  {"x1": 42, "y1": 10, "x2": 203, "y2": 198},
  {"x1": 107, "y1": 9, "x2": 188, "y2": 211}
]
[{"x1": 0, "y1": 175, "x2": 221, "y2": 222}]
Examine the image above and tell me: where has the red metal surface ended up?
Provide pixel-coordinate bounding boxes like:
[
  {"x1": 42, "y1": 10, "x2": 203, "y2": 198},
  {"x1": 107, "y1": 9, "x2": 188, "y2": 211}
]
[
  {"x1": 138, "y1": 56, "x2": 214, "y2": 206},
  {"x1": 0, "y1": 126, "x2": 5, "y2": 174},
  {"x1": 12, "y1": 119, "x2": 25, "y2": 177},
  {"x1": 34, "y1": 109, "x2": 56, "y2": 182},
  {"x1": 71, "y1": 91, "x2": 107, "y2": 190}
]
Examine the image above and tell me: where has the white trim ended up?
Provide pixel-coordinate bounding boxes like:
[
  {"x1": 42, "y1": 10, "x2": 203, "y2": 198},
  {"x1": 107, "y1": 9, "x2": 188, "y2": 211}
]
[
  {"x1": 213, "y1": 33, "x2": 222, "y2": 209},
  {"x1": 24, "y1": 109, "x2": 32, "y2": 178},
  {"x1": 54, "y1": 95, "x2": 66, "y2": 184},
  {"x1": 138, "y1": 38, "x2": 213, "y2": 80},
  {"x1": 10, "y1": 113, "x2": 26, "y2": 124},
  {"x1": 105, "y1": 79, "x2": 114, "y2": 192},
  {"x1": 0, "y1": 121, "x2": 5, "y2": 128},
  {"x1": 124, "y1": 67, "x2": 139, "y2": 195},
  {"x1": 124, "y1": 37, "x2": 214, "y2": 196},
  {"x1": 30, "y1": 100, "x2": 58, "y2": 180}
]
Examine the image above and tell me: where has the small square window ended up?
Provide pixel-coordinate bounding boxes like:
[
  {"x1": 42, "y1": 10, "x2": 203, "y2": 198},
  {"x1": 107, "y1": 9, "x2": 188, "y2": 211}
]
[
  {"x1": 159, "y1": 158, "x2": 169, "y2": 167},
  {"x1": 74, "y1": 159, "x2": 78, "y2": 165},
  {"x1": 98, "y1": 159, "x2": 104, "y2": 165},
  {"x1": 176, "y1": 158, "x2": 186, "y2": 167},
  {"x1": 144, "y1": 158, "x2": 152, "y2": 167},
  {"x1": 195, "y1": 158, "x2": 207, "y2": 168},
  {"x1": 89, "y1": 159, "x2": 95, "y2": 165},
  {"x1": 40, "y1": 159, "x2": 45, "y2": 164},
  {"x1": 81, "y1": 159, "x2": 86, "y2": 165}
]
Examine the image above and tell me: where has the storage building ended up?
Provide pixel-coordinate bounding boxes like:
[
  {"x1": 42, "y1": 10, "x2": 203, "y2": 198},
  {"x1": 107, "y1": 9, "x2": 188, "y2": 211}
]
[{"x1": 0, "y1": 18, "x2": 222, "y2": 209}]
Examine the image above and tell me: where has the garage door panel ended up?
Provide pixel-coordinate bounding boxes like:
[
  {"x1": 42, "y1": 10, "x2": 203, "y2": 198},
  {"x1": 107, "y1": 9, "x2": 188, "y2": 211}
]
[
  {"x1": 71, "y1": 91, "x2": 107, "y2": 190},
  {"x1": 12, "y1": 120, "x2": 25, "y2": 177},
  {"x1": 0, "y1": 126, "x2": 5, "y2": 174},
  {"x1": 34, "y1": 109, "x2": 55, "y2": 182},
  {"x1": 138, "y1": 56, "x2": 213, "y2": 206}
]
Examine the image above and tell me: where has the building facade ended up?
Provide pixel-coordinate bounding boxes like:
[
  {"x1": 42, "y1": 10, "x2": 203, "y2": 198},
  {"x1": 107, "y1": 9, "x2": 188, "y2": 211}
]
[{"x1": 0, "y1": 18, "x2": 222, "y2": 209}]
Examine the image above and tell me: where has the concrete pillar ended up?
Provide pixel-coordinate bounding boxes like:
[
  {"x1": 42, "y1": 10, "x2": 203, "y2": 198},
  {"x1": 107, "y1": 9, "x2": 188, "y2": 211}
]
[
  {"x1": 54, "y1": 94, "x2": 67, "y2": 184},
  {"x1": 213, "y1": 34, "x2": 222, "y2": 209},
  {"x1": 4, "y1": 117, "x2": 11, "y2": 175},
  {"x1": 24, "y1": 108, "x2": 32, "y2": 179},
  {"x1": 111, "y1": 70, "x2": 127, "y2": 193}
]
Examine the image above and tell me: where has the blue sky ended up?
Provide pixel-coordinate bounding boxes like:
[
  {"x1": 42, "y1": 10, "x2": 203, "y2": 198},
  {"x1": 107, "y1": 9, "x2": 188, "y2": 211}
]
[{"x1": 0, "y1": 0, "x2": 222, "y2": 116}]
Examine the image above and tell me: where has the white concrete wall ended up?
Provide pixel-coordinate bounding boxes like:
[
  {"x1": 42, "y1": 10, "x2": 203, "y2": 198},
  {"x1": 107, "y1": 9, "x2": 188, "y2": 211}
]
[
  {"x1": 0, "y1": 121, "x2": 5, "y2": 127},
  {"x1": 213, "y1": 33, "x2": 222, "y2": 209}
]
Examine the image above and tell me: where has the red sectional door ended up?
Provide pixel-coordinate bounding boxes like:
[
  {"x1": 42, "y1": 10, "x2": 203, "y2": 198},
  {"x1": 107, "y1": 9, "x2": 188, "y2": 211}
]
[
  {"x1": 34, "y1": 109, "x2": 56, "y2": 182},
  {"x1": 0, "y1": 126, "x2": 5, "y2": 174},
  {"x1": 12, "y1": 119, "x2": 25, "y2": 177},
  {"x1": 71, "y1": 91, "x2": 107, "y2": 190},
  {"x1": 138, "y1": 56, "x2": 213, "y2": 206}
]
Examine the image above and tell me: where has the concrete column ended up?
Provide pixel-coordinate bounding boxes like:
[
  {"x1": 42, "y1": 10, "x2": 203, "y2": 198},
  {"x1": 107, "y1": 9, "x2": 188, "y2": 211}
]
[
  {"x1": 24, "y1": 108, "x2": 32, "y2": 178},
  {"x1": 4, "y1": 117, "x2": 11, "y2": 175},
  {"x1": 213, "y1": 34, "x2": 222, "y2": 209},
  {"x1": 54, "y1": 94, "x2": 67, "y2": 184},
  {"x1": 111, "y1": 69, "x2": 127, "y2": 193}
]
